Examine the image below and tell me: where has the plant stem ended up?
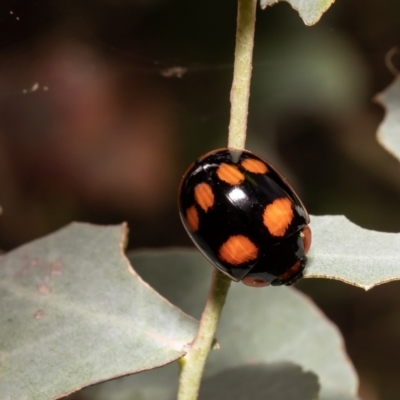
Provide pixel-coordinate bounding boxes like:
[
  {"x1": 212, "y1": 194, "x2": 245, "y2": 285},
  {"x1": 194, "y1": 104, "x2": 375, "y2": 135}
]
[
  {"x1": 177, "y1": 270, "x2": 231, "y2": 400},
  {"x1": 177, "y1": 0, "x2": 257, "y2": 399},
  {"x1": 228, "y1": 0, "x2": 257, "y2": 150}
]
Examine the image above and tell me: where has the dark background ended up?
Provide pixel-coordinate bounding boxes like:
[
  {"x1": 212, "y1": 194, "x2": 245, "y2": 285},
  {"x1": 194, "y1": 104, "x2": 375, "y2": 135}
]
[{"x1": 1, "y1": 1, "x2": 400, "y2": 399}]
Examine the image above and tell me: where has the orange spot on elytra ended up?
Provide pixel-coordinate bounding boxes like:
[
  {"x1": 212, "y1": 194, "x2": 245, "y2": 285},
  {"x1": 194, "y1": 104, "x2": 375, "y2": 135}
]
[
  {"x1": 241, "y1": 276, "x2": 270, "y2": 287},
  {"x1": 241, "y1": 158, "x2": 268, "y2": 174},
  {"x1": 216, "y1": 163, "x2": 244, "y2": 185},
  {"x1": 263, "y1": 197, "x2": 294, "y2": 237},
  {"x1": 301, "y1": 226, "x2": 312, "y2": 254},
  {"x1": 186, "y1": 205, "x2": 199, "y2": 231},
  {"x1": 279, "y1": 261, "x2": 302, "y2": 281},
  {"x1": 194, "y1": 183, "x2": 214, "y2": 212},
  {"x1": 218, "y1": 235, "x2": 258, "y2": 266}
]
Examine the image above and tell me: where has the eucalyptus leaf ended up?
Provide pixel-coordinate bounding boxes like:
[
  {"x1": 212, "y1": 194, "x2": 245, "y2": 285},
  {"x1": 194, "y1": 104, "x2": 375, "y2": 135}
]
[
  {"x1": 0, "y1": 224, "x2": 198, "y2": 400},
  {"x1": 69, "y1": 364, "x2": 179, "y2": 400},
  {"x1": 130, "y1": 250, "x2": 359, "y2": 399},
  {"x1": 259, "y1": 0, "x2": 335, "y2": 26},
  {"x1": 75, "y1": 362, "x2": 320, "y2": 400},
  {"x1": 375, "y1": 76, "x2": 400, "y2": 162},
  {"x1": 319, "y1": 387, "x2": 361, "y2": 400},
  {"x1": 306, "y1": 215, "x2": 400, "y2": 289},
  {"x1": 198, "y1": 363, "x2": 319, "y2": 400}
]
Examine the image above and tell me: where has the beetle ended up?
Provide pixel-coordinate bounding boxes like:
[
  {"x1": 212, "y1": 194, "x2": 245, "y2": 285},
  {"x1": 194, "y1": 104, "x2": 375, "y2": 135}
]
[{"x1": 178, "y1": 148, "x2": 311, "y2": 287}]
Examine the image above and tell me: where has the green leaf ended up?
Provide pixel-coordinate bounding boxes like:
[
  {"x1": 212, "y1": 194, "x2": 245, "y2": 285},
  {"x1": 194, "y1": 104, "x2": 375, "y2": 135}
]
[
  {"x1": 259, "y1": 0, "x2": 335, "y2": 26},
  {"x1": 74, "y1": 249, "x2": 358, "y2": 400},
  {"x1": 0, "y1": 224, "x2": 198, "y2": 400},
  {"x1": 375, "y1": 76, "x2": 400, "y2": 162},
  {"x1": 75, "y1": 362, "x2": 358, "y2": 400},
  {"x1": 306, "y1": 215, "x2": 400, "y2": 290},
  {"x1": 69, "y1": 365, "x2": 179, "y2": 400},
  {"x1": 198, "y1": 363, "x2": 319, "y2": 400},
  {"x1": 319, "y1": 387, "x2": 361, "y2": 400},
  {"x1": 129, "y1": 250, "x2": 359, "y2": 399}
]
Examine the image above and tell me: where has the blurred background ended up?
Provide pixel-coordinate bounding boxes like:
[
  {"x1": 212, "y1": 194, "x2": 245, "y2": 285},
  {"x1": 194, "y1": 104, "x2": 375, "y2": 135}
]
[{"x1": 0, "y1": 0, "x2": 400, "y2": 398}]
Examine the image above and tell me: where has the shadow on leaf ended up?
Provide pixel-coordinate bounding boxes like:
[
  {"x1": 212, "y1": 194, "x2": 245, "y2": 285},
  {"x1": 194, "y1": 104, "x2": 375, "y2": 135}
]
[{"x1": 197, "y1": 362, "x2": 319, "y2": 400}]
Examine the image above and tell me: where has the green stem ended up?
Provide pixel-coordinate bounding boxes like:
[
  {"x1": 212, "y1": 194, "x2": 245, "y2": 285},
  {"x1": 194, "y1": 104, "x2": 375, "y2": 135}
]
[
  {"x1": 177, "y1": 0, "x2": 257, "y2": 399},
  {"x1": 228, "y1": 0, "x2": 257, "y2": 150},
  {"x1": 177, "y1": 270, "x2": 231, "y2": 400}
]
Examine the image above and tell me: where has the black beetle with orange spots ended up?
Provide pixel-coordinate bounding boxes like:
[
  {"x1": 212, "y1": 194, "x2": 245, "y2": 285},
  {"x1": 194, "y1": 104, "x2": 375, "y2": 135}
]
[{"x1": 178, "y1": 148, "x2": 311, "y2": 287}]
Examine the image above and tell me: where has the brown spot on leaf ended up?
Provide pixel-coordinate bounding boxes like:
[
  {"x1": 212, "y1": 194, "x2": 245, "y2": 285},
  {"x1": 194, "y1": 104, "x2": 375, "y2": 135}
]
[
  {"x1": 50, "y1": 261, "x2": 62, "y2": 275},
  {"x1": 34, "y1": 310, "x2": 44, "y2": 320},
  {"x1": 37, "y1": 284, "x2": 51, "y2": 295}
]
